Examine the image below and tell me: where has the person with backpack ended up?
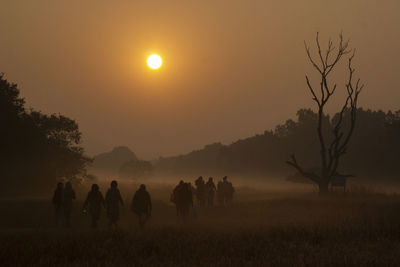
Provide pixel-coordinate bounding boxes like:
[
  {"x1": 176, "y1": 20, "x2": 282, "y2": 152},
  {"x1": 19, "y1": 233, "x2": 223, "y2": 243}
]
[
  {"x1": 83, "y1": 184, "x2": 105, "y2": 228},
  {"x1": 131, "y1": 184, "x2": 152, "y2": 227}
]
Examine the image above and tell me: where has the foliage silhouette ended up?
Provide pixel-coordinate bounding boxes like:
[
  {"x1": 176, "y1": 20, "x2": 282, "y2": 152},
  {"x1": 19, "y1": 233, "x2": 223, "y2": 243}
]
[
  {"x1": 155, "y1": 108, "x2": 400, "y2": 180},
  {"x1": 0, "y1": 74, "x2": 90, "y2": 195}
]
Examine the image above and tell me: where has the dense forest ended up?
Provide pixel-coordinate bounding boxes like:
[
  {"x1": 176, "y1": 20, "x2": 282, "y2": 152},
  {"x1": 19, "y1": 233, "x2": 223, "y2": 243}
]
[
  {"x1": 155, "y1": 108, "x2": 400, "y2": 180},
  {"x1": 0, "y1": 74, "x2": 89, "y2": 195}
]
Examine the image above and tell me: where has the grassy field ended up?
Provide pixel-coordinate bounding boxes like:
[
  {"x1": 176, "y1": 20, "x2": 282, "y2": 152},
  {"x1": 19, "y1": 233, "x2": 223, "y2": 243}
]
[{"x1": 1, "y1": 182, "x2": 400, "y2": 266}]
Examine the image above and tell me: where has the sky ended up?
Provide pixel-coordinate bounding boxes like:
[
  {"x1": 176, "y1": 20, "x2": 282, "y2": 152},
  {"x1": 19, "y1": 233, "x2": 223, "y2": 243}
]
[{"x1": 1, "y1": 0, "x2": 399, "y2": 159}]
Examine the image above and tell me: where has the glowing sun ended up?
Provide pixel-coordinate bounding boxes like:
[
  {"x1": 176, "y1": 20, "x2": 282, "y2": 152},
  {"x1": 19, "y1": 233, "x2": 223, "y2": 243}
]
[{"x1": 147, "y1": 54, "x2": 162, "y2": 69}]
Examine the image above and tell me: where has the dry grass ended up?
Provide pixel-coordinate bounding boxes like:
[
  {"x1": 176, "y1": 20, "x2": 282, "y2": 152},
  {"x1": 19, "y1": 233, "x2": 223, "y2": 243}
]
[{"x1": 1, "y1": 184, "x2": 400, "y2": 266}]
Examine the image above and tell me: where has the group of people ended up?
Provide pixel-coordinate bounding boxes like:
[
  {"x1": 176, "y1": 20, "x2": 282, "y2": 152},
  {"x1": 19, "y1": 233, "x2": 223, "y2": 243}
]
[
  {"x1": 171, "y1": 176, "x2": 235, "y2": 220},
  {"x1": 217, "y1": 176, "x2": 235, "y2": 205},
  {"x1": 196, "y1": 176, "x2": 234, "y2": 207},
  {"x1": 52, "y1": 180, "x2": 152, "y2": 228},
  {"x1": 52, "y1": 176, "x2": 234, "y2": 227}
]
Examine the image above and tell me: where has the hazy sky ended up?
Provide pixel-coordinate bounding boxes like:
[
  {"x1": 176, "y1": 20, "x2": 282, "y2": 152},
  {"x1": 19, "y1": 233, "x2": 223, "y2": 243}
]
[{"x1": 1, "y1": 0, "x2": 399, "y2": 159}]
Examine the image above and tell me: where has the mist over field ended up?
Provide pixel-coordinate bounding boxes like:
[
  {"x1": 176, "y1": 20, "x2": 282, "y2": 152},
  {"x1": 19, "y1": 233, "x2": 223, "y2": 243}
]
[
  {"x1": 1, "y1": 1, "x2": 400, "y2": 266},
  {"x1": 2, "y1": 60, "x2": 400, "y2": 265},
  {"x1": 3, "y1": 178, "x2": 400, "y2": 266}
]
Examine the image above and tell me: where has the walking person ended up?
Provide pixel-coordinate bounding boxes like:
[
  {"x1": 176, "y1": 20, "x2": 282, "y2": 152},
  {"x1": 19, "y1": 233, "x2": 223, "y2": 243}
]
[
  {"x1": 205, "y1": 177, "x2": 216, "y2": 207},
  {"x1": 131, "y1": 184, "x2": 152, "y2": 227},
  {"x1": 195, "y1": 176, "x2": 206, "y2": 207},
  {"x1": 176, "y1": 183, "x2": 193, "y2": 222},
  {"x1": 83, "y1": 184, "x2": 105, "y2": 229},
  {"x1": 188, "y1": 182, "x2": 198, "y2": 218},
  {"x1": 64, "y1": 181, "x2": 76, "y2": 227},
  {"x1": 222, "y1": 176, "x2": 234, "y2": 205},
  {"x1": 105, "y1": 180, "x2": 124, "y2": 228},
  {"x1": 171, "y1": 180, "x2": 185, "y2": 216}
]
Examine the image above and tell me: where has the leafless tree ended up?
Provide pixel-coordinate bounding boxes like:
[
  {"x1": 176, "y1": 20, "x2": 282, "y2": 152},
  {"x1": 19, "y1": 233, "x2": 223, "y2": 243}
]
[{"x1": 286, "y1": 33, "x2": 363, "y2": 194}]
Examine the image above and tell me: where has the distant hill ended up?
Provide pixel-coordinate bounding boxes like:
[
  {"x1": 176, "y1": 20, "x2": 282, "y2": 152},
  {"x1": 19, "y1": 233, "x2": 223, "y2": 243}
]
[
  {"x1": 90, "y1": 146, "x2": 137, "y2": 177},
  {"x1": 88, "y1": 108, "x2": 400, "y2": 181}
]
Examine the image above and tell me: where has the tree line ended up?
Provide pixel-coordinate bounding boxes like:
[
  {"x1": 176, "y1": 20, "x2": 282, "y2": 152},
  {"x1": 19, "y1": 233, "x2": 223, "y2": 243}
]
[
  {"x1": 156, "y1": 33, "x2": 399, "y2": 188},
  {"x1": 155, "y1": 107, "x2": 400, "y2": 180},
  {"x1": 0, "y1": 74, "x2": 90, "y2": 195}
]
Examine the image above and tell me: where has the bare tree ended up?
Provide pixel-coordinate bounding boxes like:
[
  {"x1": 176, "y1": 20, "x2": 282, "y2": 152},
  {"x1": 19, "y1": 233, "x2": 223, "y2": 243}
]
[{"x1": 286, "y1": 33, "x2": 363, "y2": 194}]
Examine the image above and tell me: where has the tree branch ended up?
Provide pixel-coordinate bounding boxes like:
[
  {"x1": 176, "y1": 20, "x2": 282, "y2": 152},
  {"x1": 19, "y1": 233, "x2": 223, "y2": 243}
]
[
  {"x1": 306, "y1": 75, "x2": 320, "y2": 106},
  {"x1": 286, "y1": 154, "x2": 321, "y2": 184},
  {"x1": 291, "y1": 32, "x2": 362, "y2": 191}
]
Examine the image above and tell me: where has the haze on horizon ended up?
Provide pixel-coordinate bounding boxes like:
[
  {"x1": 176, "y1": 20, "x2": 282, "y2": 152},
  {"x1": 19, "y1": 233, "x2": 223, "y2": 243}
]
[{"x1": 1, "y1": 0, "x2": 399, "y2": 159}]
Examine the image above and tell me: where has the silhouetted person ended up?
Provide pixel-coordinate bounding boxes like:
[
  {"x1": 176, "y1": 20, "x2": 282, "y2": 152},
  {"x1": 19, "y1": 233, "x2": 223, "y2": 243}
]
[
  {"x1": 205, "y1": 177, "x2": 216, "y2": 207},
  {"x1": 131, "y1": 184, "x2": 152, "y2": 227},
  {"x1": 222, "y1": 176, "x2": 234, "y2": 205},
  {"x1": 83, "y1": 184, "x2": 105, "y2": 228},
  {"x1": 52, "y1": 182, "x2": 64, "y2": 226},
  {"x1": 195, "y1": 176, "x2": 206, "y2": 207},
  {"x1": 176, "y1": 183, "x2": 193, "y2": 221},
  {"x1": 188, "y1": 182, "x2": 197, "y2": 218},
  {"x1": 64, "y1": 181, "x2": 76, "y2": 227},
  {"x1": 172, "y1": 180, "x2": 185, "y2": 216},
  {"x1": 105, "y1": 180, "x2": 124, "y2": 228}
]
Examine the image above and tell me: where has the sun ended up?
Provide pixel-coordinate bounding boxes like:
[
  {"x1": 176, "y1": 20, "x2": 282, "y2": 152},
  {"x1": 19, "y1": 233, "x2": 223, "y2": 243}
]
[{"x1": 147, "y1": 54, "x2": 162, "y2": 69}]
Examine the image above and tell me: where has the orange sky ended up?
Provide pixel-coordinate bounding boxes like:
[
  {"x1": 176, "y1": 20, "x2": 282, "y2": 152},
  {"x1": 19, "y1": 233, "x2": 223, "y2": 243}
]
[{"x1": 1, "y1": 0, "x2": 399, "y2": 159}]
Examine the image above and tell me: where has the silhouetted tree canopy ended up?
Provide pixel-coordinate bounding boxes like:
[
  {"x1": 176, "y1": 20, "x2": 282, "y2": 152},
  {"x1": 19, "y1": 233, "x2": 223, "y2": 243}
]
[
  {"x1": 155, "y1": 108, "x2": 400, "y2": 180},
  {"x1": 0, "y1": 74, "x2": 90, "y2": 195}
]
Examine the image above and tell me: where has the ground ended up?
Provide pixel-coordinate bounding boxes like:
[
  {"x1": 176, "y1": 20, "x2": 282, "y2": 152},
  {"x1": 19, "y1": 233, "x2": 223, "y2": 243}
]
[{"x1": 1, "y1": 182, "x2": 400, "y2": 266}]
